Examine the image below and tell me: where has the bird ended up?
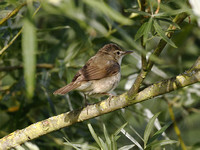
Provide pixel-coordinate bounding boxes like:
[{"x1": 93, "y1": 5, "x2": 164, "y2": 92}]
[{"x1": 53, "y1": 43, "x2": 133, "y2": 102}]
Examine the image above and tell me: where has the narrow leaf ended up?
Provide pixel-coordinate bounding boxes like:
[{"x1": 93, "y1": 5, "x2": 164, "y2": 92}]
[
  {"x1": 63, "y1": 137, "x2": 81, "y2": 150},
  {"x1": 153, "y1": 20, "x2": 177, "y2": 48},
  {"x1": 155, "y1": 18, "x2": 180, "y2": 29},
  {"x1": 103, "y1": 124, "x2": 111, "y2": 150},
  {"x1": 111, "y1": 123, "x2": 127, "y2": 150},
  {"x1": 111, "y1": 135, "x2": 117, "y2": 150},
  {"x1": 135, "y1": 22, "x2": 148, "y2": 41},
  {"x1": 144, "y1": 112, "x2": 160, "y2": 148},
  {"x1": 22, "y1": 17, "x2": 37, "y2": 98},
  {"x1": 143, "y1": 17, "x2": 153, "y2": 44},
  {"x1": 87, "y1": 123, "x2": 101, "y2": 147},
  {"x1": 118, "y1": 144, "x2": 135, "y2": 150},
  {"x1": 146, "y1": 140, "x2": 177, "y2": 149},
  {"x1": 99, "y1": 137, "x2": 107, "y2": 150},
  {"x1": 125, "y1": 9, "x2": 150, "y2": 16},
  {"x1": 121, "y1": 129, "x2": 143, "y2": 150},
  {"x1": 148, "y1": 121, "x2": 172, "y2": 144},
  {"x1": 113, "y1": 122, "x2": 128, "y2": 136}
]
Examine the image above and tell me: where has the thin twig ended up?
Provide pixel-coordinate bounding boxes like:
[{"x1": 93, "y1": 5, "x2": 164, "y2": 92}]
[
  {"x1": 0, "y1": 4, "x2": 41, "y2": 56},
  {"x1": 0, "y1": 2, "x2": 26, "y2": 25},
  {"x1": 0, "y1": 28, "x2": 23, "y2": 55},
  {"x1": 155, "y1": 0, "x2": 161, "y2": 14}
]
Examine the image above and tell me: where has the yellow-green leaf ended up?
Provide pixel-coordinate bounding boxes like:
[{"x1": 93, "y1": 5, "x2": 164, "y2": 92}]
[{"x1": 22, "y1": 17, "x2": 37, "y2": 98}]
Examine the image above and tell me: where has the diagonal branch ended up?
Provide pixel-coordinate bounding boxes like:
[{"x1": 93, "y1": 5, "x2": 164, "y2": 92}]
[
  {"x1": 0, "y1": 56, "x2": 200, "y2": 149},
  {"x1": 0, "y1": 2, "x2": 26, "y2": 25}
]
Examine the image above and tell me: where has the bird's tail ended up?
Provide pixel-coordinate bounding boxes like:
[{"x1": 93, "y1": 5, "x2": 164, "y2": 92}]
[{"x1": 53, "y1": 82, "x2": 80, "y2": 95}]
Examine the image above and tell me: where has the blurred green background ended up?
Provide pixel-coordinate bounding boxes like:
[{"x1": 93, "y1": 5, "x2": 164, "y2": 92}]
[{"x1": 0, "y1": 0, "x2": 200, "y2": 149}]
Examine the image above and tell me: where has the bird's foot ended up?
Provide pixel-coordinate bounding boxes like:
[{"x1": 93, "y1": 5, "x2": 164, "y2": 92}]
[{"x1": 101, "y1": 93, "x2": 115, "y2": 106}]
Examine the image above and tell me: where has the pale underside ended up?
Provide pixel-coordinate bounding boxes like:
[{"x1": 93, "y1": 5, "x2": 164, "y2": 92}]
[{"x1": 76, "y1": 72, "x2": 121, "y2": 97}]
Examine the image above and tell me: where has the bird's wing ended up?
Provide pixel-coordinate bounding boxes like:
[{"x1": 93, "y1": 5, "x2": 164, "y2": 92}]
[
  {"x1": 53, "y1": 56, "x2": 120, "y2": 95},
  {"x1": 72, "y1": 56, "x2": 120, "y2": 82}
]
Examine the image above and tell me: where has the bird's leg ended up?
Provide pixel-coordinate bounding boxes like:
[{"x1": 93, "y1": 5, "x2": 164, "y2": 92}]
[
  {"x1": 83, "y1": 94, "x2": 89, "y2": 106},
  {"x1": 82, "y1": 94, "x2": 90, "y2": 115},
  {"x1": 101, "y1": 93, "x2": 115, "y2": 106}
]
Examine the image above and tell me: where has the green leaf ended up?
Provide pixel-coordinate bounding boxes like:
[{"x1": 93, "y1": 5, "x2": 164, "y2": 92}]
[
  {"x1": 87, "y1": 123, "x2": 101, "y2": 147},
  {"x1": 111, "y1": 135, "x2": 117, "y2": 150},
  {"x1": 125, "y1": 8, "x2": 150, "y2": 16},
  {"x1": 155, "y1": 18, "x2": 180, "y2": 29},
  {"x1": 83, "y1": 0, "x2": 133, "y2": 25},
  {"x1": 153, "y1": 20, "x2": 177, "y2": 48},
  {"x1": 148, "y1": 121, "x2": 172, "y2": 144},
  {"x1": 99, "y1": 137, "x2": 107, "y2": 150},
  {"x1": 118, "y1": 144, "x2": 135, "y2": 150},
  {"x1": 143, "y1": 17, "x2": 153, "y2": 44},
  {"x1": 135, "y1": 22, "x2": 148, "y2": 41},
  {"x1": 110, "y1": 123, "x2": 127, "y2": 150},
  {"x1": 113, "y1": 122, "x2": 128, "y2": 136},
  {"x1": 63, "y1": 137, "x2": 81, "y2": 150},
  {"x1": 149, "y1": 0, "x2": 154, "y2": 14},
  {"x1": 135, "y1": 17, "x2": 153, "y2": 44},
  {"x1": 103, "y1": 124, "x2": 111, "y2": 150},
  {"x1": 121, "y1": 128, "x2": 143, "y2": 150},
  {"x1": 144, "y1": 112, "x2": 161, "y2": 149},
  {"x1": 37, "y1": 25, "x2": 70, "y2": 32},
  {"x1": 64, "y1": 137, "x2": 100, "y2": 150},
  {"x1": 146, "y1": 140, "x2": 177, "y2": 149},
  {"x1": 22, "y1": 17, "x2": 37, "y2": 98}
]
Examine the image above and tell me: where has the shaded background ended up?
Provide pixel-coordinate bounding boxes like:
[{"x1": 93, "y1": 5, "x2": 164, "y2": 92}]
[{"x1": 0, "y1": 0, "x2": 200, "y2": 149}]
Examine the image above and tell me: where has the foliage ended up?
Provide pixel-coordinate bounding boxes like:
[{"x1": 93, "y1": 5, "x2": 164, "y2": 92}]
[{"x1": 0, "y1": 0, "x2": 200, "y2": 149}]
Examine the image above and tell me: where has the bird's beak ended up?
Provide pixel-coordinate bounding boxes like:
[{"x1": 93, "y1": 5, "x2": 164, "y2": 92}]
[{"x1": 123, "y1": 50, "x2": 133, "y2": 55}]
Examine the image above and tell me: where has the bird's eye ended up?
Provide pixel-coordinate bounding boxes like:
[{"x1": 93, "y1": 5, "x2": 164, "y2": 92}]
[{"x1": 117, "y1": 51, "x2": 120, "y2": 55}]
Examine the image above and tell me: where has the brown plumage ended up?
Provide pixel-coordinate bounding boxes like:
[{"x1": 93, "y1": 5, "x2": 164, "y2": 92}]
[{"x1": 53, "y1": 43, "x2": 132, "y2": 97}]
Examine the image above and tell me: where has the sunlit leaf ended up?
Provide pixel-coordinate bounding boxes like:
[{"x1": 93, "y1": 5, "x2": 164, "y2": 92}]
[
  {"x1": 99, "y1": 137, "x2": 107, "y2": 150},
  {"x1": 146, "y1": 140, "x2": 177, "y2": 149},
  {"x1": 111, "y1": 134, "x2": 118, "y2": 150},
  {"x1": 118, "y1": 144, "x2": 135, "y2": 150},
  {"x1": 121, "y1": 129, "x2": 143, "y2": 150},
  {"x1": 22, "y1": 17, "x2": 37, "y2": 98}
]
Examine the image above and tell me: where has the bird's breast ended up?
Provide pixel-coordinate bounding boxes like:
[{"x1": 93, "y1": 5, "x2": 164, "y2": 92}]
[{"x1": 77, "y1": 72, "x2": 121, "y2": 96}]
